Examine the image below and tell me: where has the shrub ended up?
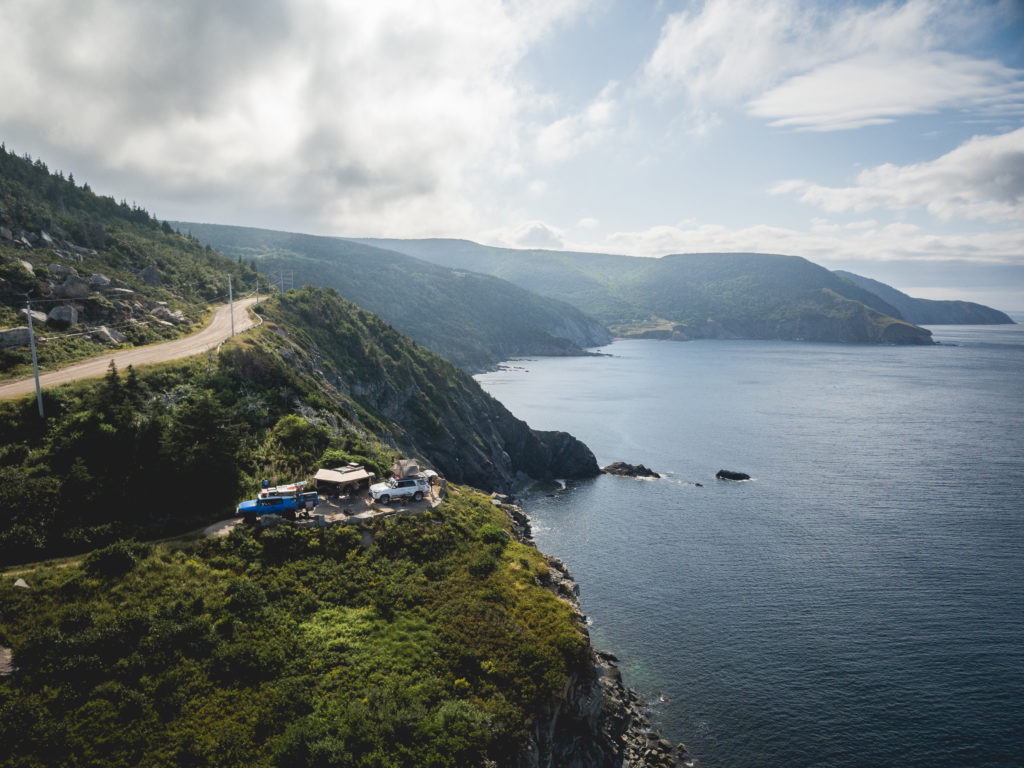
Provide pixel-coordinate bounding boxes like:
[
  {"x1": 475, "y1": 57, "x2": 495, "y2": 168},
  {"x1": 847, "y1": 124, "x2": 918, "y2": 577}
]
[{"x1": 83, "y1": 538, "x2": 151, "y2": 578}]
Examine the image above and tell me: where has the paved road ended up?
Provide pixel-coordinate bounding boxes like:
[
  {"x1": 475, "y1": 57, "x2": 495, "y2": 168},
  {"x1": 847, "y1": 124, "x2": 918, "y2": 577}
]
[{"x1": 0, "y1": 297, "x2": 259, "y2": 400}]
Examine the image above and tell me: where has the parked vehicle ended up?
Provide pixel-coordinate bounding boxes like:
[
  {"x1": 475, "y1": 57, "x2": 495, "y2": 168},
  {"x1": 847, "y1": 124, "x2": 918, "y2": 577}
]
[
  {"x1": 369, "y1": 475, "x2": 430, "y2": 505},
  {"x1": 236, "y1": 487, "x2": 319, "y2": 521}
]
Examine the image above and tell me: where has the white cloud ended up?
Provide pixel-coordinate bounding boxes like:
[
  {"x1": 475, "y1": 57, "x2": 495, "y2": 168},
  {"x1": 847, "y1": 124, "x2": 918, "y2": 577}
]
[
  {"x1": 0, "y1": 0, "x2": 592, "y2": 236},
  {"x1": 535, "y1": 82, "x2": 618, "y2": 163},
  {"x1": 495, "y1": 220, "x2": 566, "y2": 249},
  {"x1": 576, "y1": 217, "x2": 600, "y2": 229},
  {"x1": 773, "y1": 126, "x2": 1024, "y2": 221},
  {"x1": 643, "y1": 0, "x2": 1024, "y2": 131},
  {"x1": 750, "y1": 52, "x2": 1024, "y2": 131}
]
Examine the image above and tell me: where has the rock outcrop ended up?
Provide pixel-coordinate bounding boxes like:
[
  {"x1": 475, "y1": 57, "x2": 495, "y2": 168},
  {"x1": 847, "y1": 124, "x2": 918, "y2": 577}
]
[
  {"x1": 500, "y1": 502, "x2": 682, "y2": 767},
  {"x1": 603, "y1": 462, "x2": 661, "y2": 478},
  {"x1": 716, "y1": 469, "x2": 750, "y2": 481}
]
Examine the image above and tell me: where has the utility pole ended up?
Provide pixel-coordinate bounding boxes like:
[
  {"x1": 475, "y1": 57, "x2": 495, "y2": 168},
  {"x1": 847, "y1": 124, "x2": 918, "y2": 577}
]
[
  {"x1": 25, "y1": 296, "x2": 44, "y2": 418},
  {"x1": 228, "y1": 274, "x2": 235, "y2": 337}
]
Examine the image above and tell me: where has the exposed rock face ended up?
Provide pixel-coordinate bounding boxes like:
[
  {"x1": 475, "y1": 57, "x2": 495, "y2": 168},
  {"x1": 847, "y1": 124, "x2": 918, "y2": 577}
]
[
  {"x1": 18, "y1": 308, "x2": 47, "y2": 325},
  {"x1": 603, "y1": 462, "x2": 661, "y2": 478},
  {"x1": 139, "y1": 264, "x2": 162, "y2": 287},
  {"x1": 0, "y1": 327, "x2": 31, "y2": 349},
  {"x1": 93, "y1": 325, "x2": 127, "y2": 344},
  {"x1": 54, "y1": 278, "x2": 90, "y2": 299},
  {"x1": 500, "y1": 503, "x2": 680, "y2": 768},
  {"x1": 716, "y1": 469, "x2": 750, "y2": 481},
  {"x1": 47, "y1": 304, "x2": 79, "y2": 327}
]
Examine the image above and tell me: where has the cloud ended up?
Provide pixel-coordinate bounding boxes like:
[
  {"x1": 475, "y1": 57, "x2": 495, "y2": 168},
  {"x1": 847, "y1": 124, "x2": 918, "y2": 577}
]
[
  {"x1": 643, "y1": 0, "x2": 1024, "y2": 131},
  {"x1": 773, "y1": 126, "x2": 1024, "y2": 221},
  {"x1": 499, "y1": 220, "x2": 566, "y2": 249},
  {"x1": 0, "y1": 0, "x2": 591, "y2": 235},
  {"x1": 535, "y1": 82, "x2": 618, "y2": 163}
]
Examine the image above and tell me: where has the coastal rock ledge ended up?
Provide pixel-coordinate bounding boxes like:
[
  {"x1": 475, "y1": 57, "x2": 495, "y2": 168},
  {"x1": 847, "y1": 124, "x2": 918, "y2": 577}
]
[
  {"x1": 501, "y1": 503, "x2": 685, "y2": 767},
  {"x1": 603, "y1": 462, "x2": 661, "y2": 479}
]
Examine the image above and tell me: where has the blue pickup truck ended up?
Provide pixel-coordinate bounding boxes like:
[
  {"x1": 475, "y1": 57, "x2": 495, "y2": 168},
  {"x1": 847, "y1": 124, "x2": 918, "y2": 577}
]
[{"x1": 236, "y1": 484, "x2": 319, "y2": 521}]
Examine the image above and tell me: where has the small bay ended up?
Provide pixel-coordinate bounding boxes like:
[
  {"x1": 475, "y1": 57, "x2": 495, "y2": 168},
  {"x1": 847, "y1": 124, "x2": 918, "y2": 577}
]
[{"x1": 476, "y1": 323, "x2": 1024, "y2": 768}]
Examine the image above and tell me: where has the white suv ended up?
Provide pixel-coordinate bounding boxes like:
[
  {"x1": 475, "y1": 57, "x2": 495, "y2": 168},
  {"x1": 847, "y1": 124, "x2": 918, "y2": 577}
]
[{"x1": 369, "y1": 476, "x2": 430, "y2": 504}]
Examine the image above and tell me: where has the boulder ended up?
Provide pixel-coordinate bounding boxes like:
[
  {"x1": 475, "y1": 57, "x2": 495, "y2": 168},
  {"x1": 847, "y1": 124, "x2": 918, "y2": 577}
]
[
  {"x1": 0, "y1": 226, "x2": 12, "y2": 241},
  {"x1": 716, "y1": 469, "x2": 750, "y2": 481},
  {"x1": 17, "y1": 259, "x2": 34, "y2": 275},
  {"x1": 0, "y1": 327, "x2": 31, "y2": 349},
  {"x1": 149, "y1": 307, "x2": 184, "y2": 325},
  {"x1": 603, "y1": 461, "x2": 660, "y2": 478},
  {"x1": 18, "y1": 308, "x2": 47, "y2": 325},
  {"x1": 89, "y1": 272, "x2": 111, "y2": 288},
  {"x1": 93, "y1": 325, "x2": 127, "y2": 344},
  {"x1": 39, "y1": 231, "x2": 54, "y2": 247},
  {"x1": 139, "y1": 264, "x2": 162, "y2": 287},
  {"x1": 48, "y1": 263, "x2": 79, "y2": 279},
  {"x1": 54, "y1": 278, "x2": 90, "y2": 299},
  {"x1": 48, "y1": 304, "x2": 79, "y2": 327}
]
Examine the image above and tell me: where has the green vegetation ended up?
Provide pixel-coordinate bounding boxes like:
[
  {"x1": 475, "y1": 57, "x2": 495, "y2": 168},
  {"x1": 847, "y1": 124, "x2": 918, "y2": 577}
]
[
  {"x1": 1, "y1": 285, "x2": 596, "y2": 565},
  {"x1": 834, "y1": 269, "x2": 1014, "y2": 325},
  {"x1": 0, "y1": 491, "x2": 588, "y2": 767},
  {"x1": 176, "y1": 223, "x2": 610, "y2": 371},
  {"x1": 0, "y1": 146, "x2": 259, "y2": 379},
  {"x1": 355, "y1": 238, "x2": 935, "y2": 344}
]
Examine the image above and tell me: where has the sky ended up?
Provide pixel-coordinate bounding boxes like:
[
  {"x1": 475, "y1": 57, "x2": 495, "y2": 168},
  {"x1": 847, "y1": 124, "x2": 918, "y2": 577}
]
[{"x1": 2, "y1": 0, "x2": 1023, "y2": 310}]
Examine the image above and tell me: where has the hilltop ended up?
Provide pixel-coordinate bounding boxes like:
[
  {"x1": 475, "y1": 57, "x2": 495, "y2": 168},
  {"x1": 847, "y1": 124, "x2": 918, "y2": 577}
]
[
  {"x1": 354, "y1": 238, "x2": 938, "y2": 344},
  {"x1": 175, "y1": 223, "x2": 610, "y2": 372}
]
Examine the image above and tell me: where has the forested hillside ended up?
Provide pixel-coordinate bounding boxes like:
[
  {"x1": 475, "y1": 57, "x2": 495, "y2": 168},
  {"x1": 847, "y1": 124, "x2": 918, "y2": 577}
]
[
  {"x1": 356, "y1": 238, "x2": 937, "y2": 344},
  {"x1": 176, "y1": 223, "x2": 610, "y2": 371},
  {"x1": 0, "y1": 147, "x2": 259, "y2": 379},
  {"x1": 834, "y1": 270, "x2": 1015, "y2": 325},
  {"x1": 0, "y1": 286, "x2": 598, "y2": 565}
]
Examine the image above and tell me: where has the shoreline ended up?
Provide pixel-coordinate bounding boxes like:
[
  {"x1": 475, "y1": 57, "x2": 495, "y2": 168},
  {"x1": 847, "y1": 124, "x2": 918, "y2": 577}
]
[{"x1": 499, "y1": 499, "x2": 691, "y2": 767}]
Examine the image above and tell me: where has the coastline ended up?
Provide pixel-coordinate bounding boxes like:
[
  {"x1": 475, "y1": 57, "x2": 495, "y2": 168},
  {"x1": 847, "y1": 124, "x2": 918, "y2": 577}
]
[{"x1": 500, "y1": 500, "x2": 690, "y2": 768}]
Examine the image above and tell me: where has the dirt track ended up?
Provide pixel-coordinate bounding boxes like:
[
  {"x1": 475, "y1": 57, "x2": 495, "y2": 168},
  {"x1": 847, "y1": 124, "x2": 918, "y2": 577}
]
[{"x1": 0, "y1": 297, "x2": 259, "y2": 401}]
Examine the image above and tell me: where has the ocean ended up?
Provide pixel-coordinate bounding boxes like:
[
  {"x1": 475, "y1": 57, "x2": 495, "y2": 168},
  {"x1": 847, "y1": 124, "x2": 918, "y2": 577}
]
[{"x1": 475, "y1": 322, "x2": 1024, "y2": 768}]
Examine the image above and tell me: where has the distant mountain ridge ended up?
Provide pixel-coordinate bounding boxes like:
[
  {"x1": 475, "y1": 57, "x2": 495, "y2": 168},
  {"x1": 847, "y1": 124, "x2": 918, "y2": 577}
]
[
  {"x1": 177, "y1": 223, "x2": 610, "y2": 371},
  {"x1": 834, "y1": 270, "x2": 1014, "y2": 325},
  {"x1": 354, "y1": 238, "x2": 936, "y2": 345}
]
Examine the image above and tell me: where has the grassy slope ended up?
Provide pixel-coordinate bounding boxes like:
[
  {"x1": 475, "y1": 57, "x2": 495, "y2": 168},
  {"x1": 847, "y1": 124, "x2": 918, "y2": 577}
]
[
  {"x1": 176, "y1": 223, "x2": 610, "y2": 371},
  {"x1": 0, "y1": 148, "x2": 259, "y2": 379}
]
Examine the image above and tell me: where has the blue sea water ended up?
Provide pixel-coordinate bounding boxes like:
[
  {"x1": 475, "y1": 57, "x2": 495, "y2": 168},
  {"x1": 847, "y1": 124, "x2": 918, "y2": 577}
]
[{"x1": 475, "y1": 323, "x2": 1024, "y2": 768}]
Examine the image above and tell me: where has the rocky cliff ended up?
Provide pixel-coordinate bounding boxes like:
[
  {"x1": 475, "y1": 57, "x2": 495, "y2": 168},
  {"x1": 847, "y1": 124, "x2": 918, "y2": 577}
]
[
  {"x1": 244, "y1": 286, "x2": 602, "y2": 494},
  {"x1": 502, "y1": 503, "x2": 687, "y2": 768}
]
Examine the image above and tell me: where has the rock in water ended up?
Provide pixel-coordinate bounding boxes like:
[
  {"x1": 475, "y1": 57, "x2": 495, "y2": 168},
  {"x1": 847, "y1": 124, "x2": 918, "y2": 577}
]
[
  {"x1": 716, "y1": 469, "x2": 750, "y2": 481},
  {"x1": 602, "y1": 461, "x2": 660, "y2": 478}
]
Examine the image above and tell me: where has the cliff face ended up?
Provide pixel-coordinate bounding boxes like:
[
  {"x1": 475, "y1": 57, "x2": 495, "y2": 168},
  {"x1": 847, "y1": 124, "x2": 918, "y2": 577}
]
[
  {"x1": 502, "y1": 504, "x2": 686, "y2": 768},
  {"x1": 259, "y1": 287, "x2": 601, "y2": 493}
]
